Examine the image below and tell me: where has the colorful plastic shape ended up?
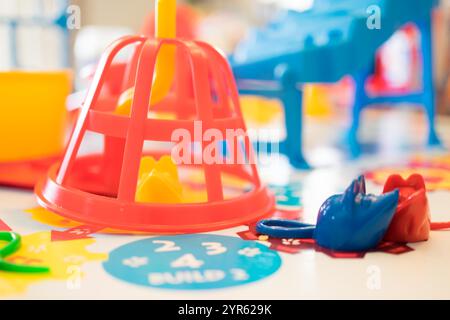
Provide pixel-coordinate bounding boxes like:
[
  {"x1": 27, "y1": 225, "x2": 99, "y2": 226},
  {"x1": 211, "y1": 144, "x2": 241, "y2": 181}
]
[
  {"x1": 117, "y1": 0, "x2": 177, "y2": 114},
  {"x1": 383, "y1": 174, "x2": 431, "y2": 243},
  {"x1": 366, "y1": 164, "x2": 450, "y2": 192},
  {"x1": 257, "y1": 176, "x2": 399, "y2": 252},
  {"x1": 231, "y1": 0, "x2": 441, "y2": 167},
  {"x1": 136, "y1": 156, "x2": 183, "y2": 204},
  {"x1": 0, "y1": 232, "x2": 50, "y2": 273},
  {"x1": 0, "y1": 71, "x2": 72, "y2": 188},
  {"x1": 0, "y1": 156, "x2": 62, "y2": 189},
  {"x1": 152, "y1": 0, "x2": 176, "y2": 102},
  {"x1": 34, "y1": 2, "x2": 274, "y2": 233},
  {"x1": 368, "y1": 25, "x2": 420, "y2": 94},
  {"x1": 256, "y1": 219, "x2": 315, "y2": 239},
  {"x1": 303, "y1": 84, "x2": 333, "y2": 117},
  {"x1": 315, "y1": 176, "x2": 399, "y2": 251},
  {"x1": 0, "y1": 71, "x2": 72, "y2": 163},
  {"x1": 92, "y1": 2, "x2": 199, "y2": 116},
  {"x1": 240, "y1": 96, "x2": 283, "y2": 125},
  {"x1": 0, "y1": 231, "x2": 106, "y2": 297}
]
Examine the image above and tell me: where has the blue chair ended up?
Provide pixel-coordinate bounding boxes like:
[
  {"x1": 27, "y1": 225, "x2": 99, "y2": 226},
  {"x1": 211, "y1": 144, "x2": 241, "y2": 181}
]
[{"x1": 230, "y1": 0, "x2": 441, "y2": 168}]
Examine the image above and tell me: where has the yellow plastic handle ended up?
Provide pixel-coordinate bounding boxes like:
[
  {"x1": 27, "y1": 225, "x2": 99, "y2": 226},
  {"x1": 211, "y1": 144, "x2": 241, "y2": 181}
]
[
  {"x1": 151, "y1": 0, "x2": 176, "y2": 103},
  {"x1": 116, "y1": 0, "x2": 176, "y2": 115}
]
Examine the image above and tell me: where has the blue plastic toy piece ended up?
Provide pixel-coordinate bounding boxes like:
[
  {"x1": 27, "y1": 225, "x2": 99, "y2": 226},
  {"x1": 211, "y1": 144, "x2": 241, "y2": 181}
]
[
  {"x1": 256, "y1": 175, "x2": 400, "y2": 252},
  {"x1": 0, "y1": 0, "x2": 69, "y2": 68},
  {"x1": 231, "y1": 0, "x2": 441, "y2": 167},
  {"x1": 257, "y1": 219, "x2": 316, "y2": 239}
]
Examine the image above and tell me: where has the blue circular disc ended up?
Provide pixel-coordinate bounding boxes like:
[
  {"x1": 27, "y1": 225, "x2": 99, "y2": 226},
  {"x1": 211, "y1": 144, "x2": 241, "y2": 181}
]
[{"x1": 103, "y1": 234, "x2": 282, "y2": 290}]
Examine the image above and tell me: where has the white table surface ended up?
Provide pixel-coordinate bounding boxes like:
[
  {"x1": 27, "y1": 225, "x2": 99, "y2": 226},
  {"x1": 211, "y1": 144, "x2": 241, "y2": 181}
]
[{"x1": 1, "y1": 112, "x2": 450, "y2": 300}]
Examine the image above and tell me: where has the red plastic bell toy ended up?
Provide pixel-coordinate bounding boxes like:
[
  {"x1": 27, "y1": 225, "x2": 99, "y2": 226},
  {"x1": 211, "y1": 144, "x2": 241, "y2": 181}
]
[{"x1": 35, "y1": 0, "x2": 274, "y2": 233}]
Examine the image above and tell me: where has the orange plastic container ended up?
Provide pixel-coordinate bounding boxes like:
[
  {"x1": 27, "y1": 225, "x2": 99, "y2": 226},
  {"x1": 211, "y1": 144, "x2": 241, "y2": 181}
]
[
  {"x1": 35, "y1": 34, "x2": 275, "y2": 233},
  {"x1": 0, "y1": 71, "x2": 72, "y2": 188}
]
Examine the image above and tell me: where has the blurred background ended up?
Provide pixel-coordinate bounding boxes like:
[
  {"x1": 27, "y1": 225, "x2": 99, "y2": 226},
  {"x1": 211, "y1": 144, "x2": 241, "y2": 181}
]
[
  {"x1": 0, "y1": 0, "x2": 448, "y2": 108},
  {"x1": 0, "y1": 0, "x2": 449, "y2": 169}
]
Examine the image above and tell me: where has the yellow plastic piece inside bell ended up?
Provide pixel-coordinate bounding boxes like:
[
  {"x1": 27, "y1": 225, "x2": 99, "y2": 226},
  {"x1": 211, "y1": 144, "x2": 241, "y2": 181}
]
[
  {"x1": 116, "y1": 0, "x2": 176, "y2": 116},
  {"x1": 136, "y1": 156, "x2": 183, "y2": 204},
  {"x1": 115, "y1": 88, "x2": 135, "y2": 116}
]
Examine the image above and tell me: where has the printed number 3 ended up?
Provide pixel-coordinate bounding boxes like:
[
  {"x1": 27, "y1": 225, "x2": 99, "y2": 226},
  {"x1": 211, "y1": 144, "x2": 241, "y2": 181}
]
[{"x1": 201, "y1": 242, "x2": 227, "y2": 256}]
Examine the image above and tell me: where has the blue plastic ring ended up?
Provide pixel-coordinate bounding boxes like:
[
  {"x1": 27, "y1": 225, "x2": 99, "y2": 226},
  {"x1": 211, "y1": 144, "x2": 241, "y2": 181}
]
[{"x1": 256, "y1": 219, "x2": 316, "y2": 239}]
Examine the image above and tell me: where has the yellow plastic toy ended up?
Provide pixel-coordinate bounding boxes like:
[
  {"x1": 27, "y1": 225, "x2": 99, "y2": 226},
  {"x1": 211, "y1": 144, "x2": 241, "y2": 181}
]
[
  {"x1": 116, "y1": 0, "x2": 176, "y2": 116},
  {"x1": 240, "y1": 96, "x2": 283, "y2": 126},
  {"x1": 0, "y1": 71, "x2": 71, "y2": 162},
  {"x1": 303, "y1": 84, "x2": 333, "y2": 117},
  {"x1": 136, "y1": 156, "x2": 183, "y2": 203},
  {"x1": 116, "y1": 88, "x2": 135, "y2": 116}
]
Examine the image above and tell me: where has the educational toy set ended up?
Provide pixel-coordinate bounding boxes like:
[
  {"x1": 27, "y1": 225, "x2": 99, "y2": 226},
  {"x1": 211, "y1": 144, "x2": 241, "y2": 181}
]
[{"x1": 0, "y1": 0, "x2": 449, "y2": 300}]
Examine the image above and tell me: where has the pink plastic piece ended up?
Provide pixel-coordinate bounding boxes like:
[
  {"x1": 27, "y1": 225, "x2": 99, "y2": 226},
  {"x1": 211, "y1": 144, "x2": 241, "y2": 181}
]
[{"x1": 35, "y1": 36, "x2": 275, "y2": 233}]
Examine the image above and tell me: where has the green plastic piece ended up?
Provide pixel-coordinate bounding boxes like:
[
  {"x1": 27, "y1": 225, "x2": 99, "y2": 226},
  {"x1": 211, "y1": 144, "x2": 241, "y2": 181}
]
[{"x1": 0, "y1": 232, "x2": 50, "y2": 274}]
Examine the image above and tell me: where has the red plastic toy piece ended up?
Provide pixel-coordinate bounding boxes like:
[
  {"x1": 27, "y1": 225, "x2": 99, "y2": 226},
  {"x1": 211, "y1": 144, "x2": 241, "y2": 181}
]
[
  {"x1": 383, "y1": 174, "x2": 431, "y2": 243},
  {"x1": 34, "y1": 35, "x2": 275, "y2": 234},
  {"x1": 0, "y1": 156, "x2": 61, "y2": 189},
  {"x1": 368, "y1": 24, "x2": 420, "y2": 95}
]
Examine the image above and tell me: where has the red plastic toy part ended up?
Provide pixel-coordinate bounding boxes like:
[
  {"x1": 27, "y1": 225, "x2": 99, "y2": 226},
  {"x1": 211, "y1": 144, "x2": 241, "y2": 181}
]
[
  {"x1": 0, "y1": 156, "x2": 61, "y2": 189},
  {"x1": 383, "y1": 174, "x2": 431, "y2": 243},
  {"x1": 35, "y1": 35, "x2": 275, "y2": 233}
]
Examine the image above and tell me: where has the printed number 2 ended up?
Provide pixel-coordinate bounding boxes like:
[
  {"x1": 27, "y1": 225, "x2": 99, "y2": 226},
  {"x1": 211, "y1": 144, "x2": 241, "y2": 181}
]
[
  {"x1": 201, "y1": 242, "x2": 227, "y2": 256},
  {"x1": 153, "y1": 240, "x2": 181, "y2": 253}
]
